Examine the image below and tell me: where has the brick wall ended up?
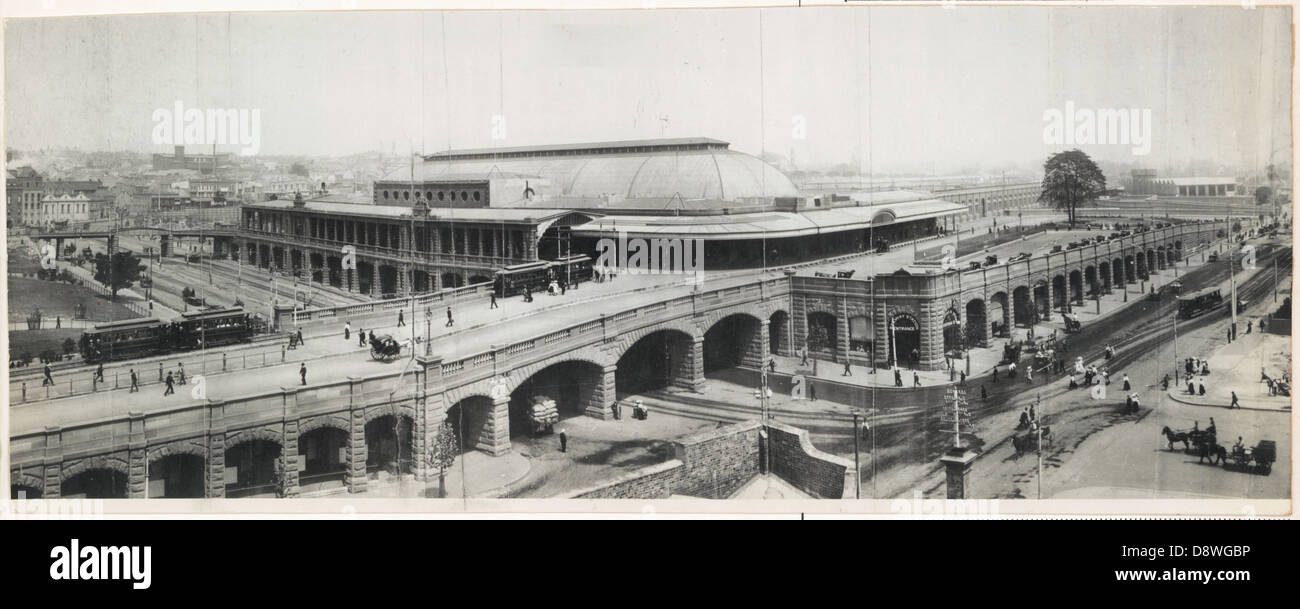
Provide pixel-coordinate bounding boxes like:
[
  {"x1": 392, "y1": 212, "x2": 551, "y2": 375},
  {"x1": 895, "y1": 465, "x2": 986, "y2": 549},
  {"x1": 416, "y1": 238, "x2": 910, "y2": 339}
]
[
  {"x1": 766, "y1": 421, "x2": 856, "y2": 499},
  {"x1": 566, "y1": 421, "x2": 762, "y2": 499}
]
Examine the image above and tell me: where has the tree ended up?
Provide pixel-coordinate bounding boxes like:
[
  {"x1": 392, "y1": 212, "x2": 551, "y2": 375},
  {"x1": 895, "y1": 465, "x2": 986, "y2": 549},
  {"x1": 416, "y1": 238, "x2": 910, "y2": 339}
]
[
  {"x1": 1038, "y1": 149, "x2": 1107, "y2": 227},
  {"x1": 427, "y1": 422, "x2": 459, "y2": 498},
  {"x1": 289, "y1": 163, "x2": 309, "y2": 177},
  {"x1": 1255, "y1": 185, "x2": 1273, "y2": 206},
  {"x1": 92, "y1": 251, "x2": 144, "y2": 300}
]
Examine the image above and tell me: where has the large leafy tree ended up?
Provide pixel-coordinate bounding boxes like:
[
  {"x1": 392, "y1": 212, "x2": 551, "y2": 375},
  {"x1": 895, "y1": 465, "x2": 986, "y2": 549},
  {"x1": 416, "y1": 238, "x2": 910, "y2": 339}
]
[
  {"x1": 92, "y1": 250, "x2": 144, "y2": 300},
  {"x1": 1038, "y1": 149, "x2": 1107, "y2": 227}
]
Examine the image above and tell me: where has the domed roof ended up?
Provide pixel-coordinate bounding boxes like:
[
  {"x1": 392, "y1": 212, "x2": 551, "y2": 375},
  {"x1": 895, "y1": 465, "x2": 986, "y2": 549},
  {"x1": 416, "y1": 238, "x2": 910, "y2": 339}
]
[{"x1": 392, "y1": 138, "x2": 799, "y2": 207}]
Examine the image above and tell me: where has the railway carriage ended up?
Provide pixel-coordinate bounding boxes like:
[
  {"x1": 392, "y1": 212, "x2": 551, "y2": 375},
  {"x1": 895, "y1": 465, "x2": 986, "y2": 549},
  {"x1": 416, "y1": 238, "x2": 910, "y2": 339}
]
[
  {"x1": 79, "y1": 318, "x2": 169, "y2": 363},
  {"x1": 170, "y1": 307, "x2": 252, "y2": 350}
]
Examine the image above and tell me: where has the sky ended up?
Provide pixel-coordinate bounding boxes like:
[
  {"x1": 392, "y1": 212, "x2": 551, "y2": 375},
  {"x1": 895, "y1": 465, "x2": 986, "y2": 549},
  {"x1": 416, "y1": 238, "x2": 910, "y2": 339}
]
[{"x1": 4, "y1": 6, "x2": 1292, "y2": 175}]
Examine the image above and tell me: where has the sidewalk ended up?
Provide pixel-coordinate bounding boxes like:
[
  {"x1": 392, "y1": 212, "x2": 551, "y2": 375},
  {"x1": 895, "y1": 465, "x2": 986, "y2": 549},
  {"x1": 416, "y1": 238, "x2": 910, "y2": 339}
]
[{"x1": 1164, "y1": 331, "x2": 1292, "y2": 412}]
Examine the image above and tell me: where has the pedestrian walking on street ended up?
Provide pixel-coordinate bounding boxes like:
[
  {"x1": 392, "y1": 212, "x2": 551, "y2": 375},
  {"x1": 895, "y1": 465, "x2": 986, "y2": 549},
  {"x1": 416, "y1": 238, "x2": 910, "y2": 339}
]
[
  {"x1": 177, "y1": 362, "x2": 186, "y2": 385},
  {"x1": 1122, "y1": 374, "x2": 1131, "y2": 391},
  {"x1": 992, "y1": 366, "x2": 999, "y2": 382},
  {"x1": 446, "y1": 306, "x2": 454, "y2": 327},
  {"x1": 913, "y1": 371, "x2": 921, "y2": 387},
  {"x1": 1246, "y1": 320, "x2": 1252, "y2": 334},
  {"x1": 559, "y1": 429, "x2": 568, "y2": 453},
  {"x1": 1187, "y1": 378, "x2": 1196, "y2": 394},
  {"x1": 129, "y1": 369, "x2": 139, "y2": 392},
  {"x1": 808, "y1": 382, "x2": 817, "y2": 401},
  {"x1": 297, "y1": 328, "x2": 304, "y2": 346},
  {"x1": 344, "y1": 321, "x2": 351, "y2": 341},
  {"x1": 842, "y1": 361, "x2": 852, "y2": 377},
  {"x1": 300, "y1": 363, "x2": 307, "y2": 386},
  {"x1": 42, "y1": 364, "x2": 54, "y2": 387},
  {"x1": 980, "y1": 385, "x2": 988, "y2": 400},
  {"x1": 894, "y1": 369, "x2": 903, "y2": 387},
  {"x1": 95, "y1": 363, "x2": 104, "y2": 383},
  {"x1": 800, "y1": 346, "x2": 809, "y2": 366},
  {"x1": 767, "y1": 358, "x2": 776, "y2": 373},
  {"x1": 1230, "y1": 392, "x2": 1241, "y2": 409},
  {"x1": 1198, "y1": 378, "x2": 1206, "y2": 396},
  {"x1": 959, "y1": 370, "x2": 966, "y2": 385},
  {"x1": 163, "y1": 372, "x2": 175, "y2": 396},
  {"x1": 359, "y1": 329, "x2": 366, "y2": 347},
  {"x1": 490, "y1": 292, "x2": 499, "y2": 309},
  {"x1": 1026, "y1": 366, "x2": 1033, "y2": 383},
  {"x1": 398, "y1": 310, "x2": 405, "y2": 327}
]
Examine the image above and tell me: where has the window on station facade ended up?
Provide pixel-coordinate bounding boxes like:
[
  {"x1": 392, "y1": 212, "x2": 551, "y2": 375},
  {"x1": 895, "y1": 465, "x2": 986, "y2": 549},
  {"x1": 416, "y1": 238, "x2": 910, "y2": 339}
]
[
  {"x1": 383, "y1": 191, "x2": 390, "y2": 200},
  {"x1": 438, "y1": 191, "x2": 445, "y2": 201},
  {"x1": 473, "y1": 191, "x2": 481, "y2": 202},
  {"x1": 849, "y1": 316, "x2": 872, "y2": 354},
  {"x1": 404, "y1": 191, "x2": 410, "y2": 200},
  {"x1": 460, "y1": 191, "x2": 468, "y2": 201}
]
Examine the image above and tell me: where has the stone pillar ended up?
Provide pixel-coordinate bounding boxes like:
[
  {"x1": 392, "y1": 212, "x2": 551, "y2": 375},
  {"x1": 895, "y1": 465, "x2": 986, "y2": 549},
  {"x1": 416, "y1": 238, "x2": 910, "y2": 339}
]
[
  {"x1": 480, "y1": 396, "x2": 512, "y2": 457},
  {"x1": 205, "y1": 400, "x2": 226, "y2": 498},
  {"x1": 672, "y1": 335, "x2": 706, "y2": 392},
  {"x1": 399, "y1": 264, "x2": 410, "y2": 295},
  {"x1": 369, "y1": 264, "x2": 380, "y2": 298},
  {"x1": 742, "y1": 320, "x2": 770, "y2": 369},
  {"x1": 524, "y1": 231, "x2": 538, "y2": 261},
  {"x1": 42, "y1": 426, "x2": 63, "y2": 499},
  {"x1": 346, "y1": 268, "x2": 357, "y2": 293},
  {"x1": 345, "y1": 397, "x2": 368, "y2": 494},
  {"x1": 127, "y1": 411, "x2": 147, "y2": 498},
  {"x1": 940, "y1": 447, "x2": 978, "y2": 499},
  {"x1": 281, "y1": 388, "x2": 300, "y2": 498},
  {"x1": 584, "y1": 365, "x2": 617, "y2": 420}
]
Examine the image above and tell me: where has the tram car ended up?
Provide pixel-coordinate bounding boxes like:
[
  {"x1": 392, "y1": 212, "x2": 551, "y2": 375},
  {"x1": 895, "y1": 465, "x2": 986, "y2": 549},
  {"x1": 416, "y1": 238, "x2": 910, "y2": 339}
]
[
  {"x1": 493, "y1": 261, "x2": 551, "y2": 297},
  {"x1": 169, "y1": 307, "x2": 253, "y2": 350},
  {"x1": 1177, "y1": 288, "x2": 1225, "y2": 319},
  {"x1": 79, "y1": 307, "x2": 253, "y2": 363},
  {"x1": 79, "y1": 318, "x2": 170, "y2": 363},
  {"x1": 549, "y1": 254, "x2": 593, "y2": 285}
]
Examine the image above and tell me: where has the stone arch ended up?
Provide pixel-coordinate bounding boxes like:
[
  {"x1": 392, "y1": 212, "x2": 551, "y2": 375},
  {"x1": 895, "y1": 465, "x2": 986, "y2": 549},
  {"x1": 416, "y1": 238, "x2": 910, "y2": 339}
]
[
  {"x1": 147, "y1": 439, "x2": 208, "y2": 465},
  {"x1": 298, "y1": 414, "x2": 351, "y2": 437},
  {"x1": 224, "y1": 427, "x2": 284, "y2": 452},
  {"x1": 363, "y1": 403, "x2": 417, "y2": 426},
  {"x1": 1098, "y1": 261, "x2": 1111, "y2": 291},
  {"x1": 10, "y1": 471, "x2": 44, "y2": 496},
  {"x1": 501, "y1": 346, "x2": 614, "y2": 398},
  {"x1": 60, "y1": 452, "x2": 129, "y2": 483},
  {"x1": 1068, "y1": 269, "x2": 1084, "y2": 303},
  {"x1": 610, "y1": 318, "x2": 701, "y2": 362},
  {"x1": 697, "y1": 303, "x2": 766, "y2": 332},
  {"x1": 887, "y1": 312, "x2": 921, "y2": 367},
  {"x1": 965, "y1": 297, "x2": 988, "y2": 346},
  {"x1": 703, "y1": 311, "x2": 766, "y2": 372},
  {"x1": 768, "y1": 309, "x2": 791, "y2": 356}
]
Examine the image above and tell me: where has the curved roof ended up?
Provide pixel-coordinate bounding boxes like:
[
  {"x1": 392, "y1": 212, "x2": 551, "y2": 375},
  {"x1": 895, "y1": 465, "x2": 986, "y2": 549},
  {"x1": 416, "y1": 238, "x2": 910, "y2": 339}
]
[{"x1": 388, "y1": 141, "x2": 799, "y2": 206}]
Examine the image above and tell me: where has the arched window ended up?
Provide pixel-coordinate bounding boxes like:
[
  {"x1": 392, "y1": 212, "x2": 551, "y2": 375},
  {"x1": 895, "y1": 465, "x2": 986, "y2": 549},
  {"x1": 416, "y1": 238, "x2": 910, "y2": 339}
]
[
  {"x1": 403, "y1": 191, "x2": 410, "y2": 200},
  {"x1": 382, "y1": 191, "x2": 390, "y2": 200},
  {"x1": 438, "y1": 191, "x2": 445, "y2": 201},
  {"x1": 473, "y1": 191, "x2": 481, "y2": 202},
  {"x1": 460, "y1": 191, "x2": 469, "y2": 201}
]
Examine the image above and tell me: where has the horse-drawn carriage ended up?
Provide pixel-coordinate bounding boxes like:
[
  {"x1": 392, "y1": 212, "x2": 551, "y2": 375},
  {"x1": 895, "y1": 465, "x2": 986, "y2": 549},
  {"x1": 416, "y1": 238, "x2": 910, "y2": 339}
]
[
  {"x1": 368, "y1": 333, "x2": 402, "y2": 362},
  {"x1": 1012, "y1": 426, "x2": 1052, "y2": 455},
  {"x1": 1225, "y1": 440, "x2": 1276, "y2": 475}
]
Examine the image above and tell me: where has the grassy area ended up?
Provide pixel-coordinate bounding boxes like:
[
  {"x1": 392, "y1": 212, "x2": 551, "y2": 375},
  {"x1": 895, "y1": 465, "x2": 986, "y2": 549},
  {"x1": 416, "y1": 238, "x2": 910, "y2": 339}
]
[
  {"x1": 7, "y1": 277, "x2": 142, "y2": 322},
  {"x1": 8, "y1": 328, "x2": 83, "y2": 362}
]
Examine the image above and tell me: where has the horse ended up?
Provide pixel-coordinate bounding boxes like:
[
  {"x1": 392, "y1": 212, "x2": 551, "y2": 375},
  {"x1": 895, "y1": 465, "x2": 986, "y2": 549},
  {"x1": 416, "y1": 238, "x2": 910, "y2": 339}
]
[
  {"x1": 1161, "y1": 426, "x2": 1190, "y2": 451},
  {"x1": 1198, "y1": 441, "x2": 1228, "y2": 465}
]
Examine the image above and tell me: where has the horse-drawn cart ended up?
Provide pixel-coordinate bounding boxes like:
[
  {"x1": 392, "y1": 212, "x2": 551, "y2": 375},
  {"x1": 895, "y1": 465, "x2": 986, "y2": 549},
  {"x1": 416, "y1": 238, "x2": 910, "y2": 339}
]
[
  {"x1": 369, "y1": 334, "x2": 402, "y2": 362},
  {"x1": 1225, "y1": 440, "x2": 1275, "y2": 475},
  {"x1": 1012, "y1": 426, "x2": 1052, "y2": 454}
]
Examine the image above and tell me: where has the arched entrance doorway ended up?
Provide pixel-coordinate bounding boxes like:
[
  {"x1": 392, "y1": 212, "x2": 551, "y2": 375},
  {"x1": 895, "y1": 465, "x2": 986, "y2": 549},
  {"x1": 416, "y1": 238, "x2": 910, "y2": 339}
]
[
  {"x1": 888, "y1": 314, "x2": 920, "y2": 369},
  {"x1": 365, "y1": 414, "x2": 414, "y2": 478},
  {"x1": 703, "y1": 314, "x2": 762, "y2": 372},
  {"x1": 61, "y1": 469, "x2": 127, "y2": 499},
  {"x1": 942, "y1": 308, "x2": 962, "y2": 354},
  {"x1": 299, "y1": 427, "x2": 348, "y2": 490},
  {"x1": 965, "y1": 298, "x2": 988, "y2": 346},
  {"x1": 805, "y1": 312, "x2": 838, "y2": 357},
  {"x1": 445, "y1": 396, "x2": 494, "y2": 454},
  {"x1": 616, "y1": 329, "x2": 694, "y2": 395},
  {"x1": 511, "y1": 360, "x2": 605, "y2": 438},
  {"x1": 148, "y1": 454, "x2": 205, "y2": 498},
  {"x1": 225, "y1": 439, "x2": 282, "y2": 498},
  {"x1": 768, "y1": 310, "x2": 790, "y2": 356}
]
